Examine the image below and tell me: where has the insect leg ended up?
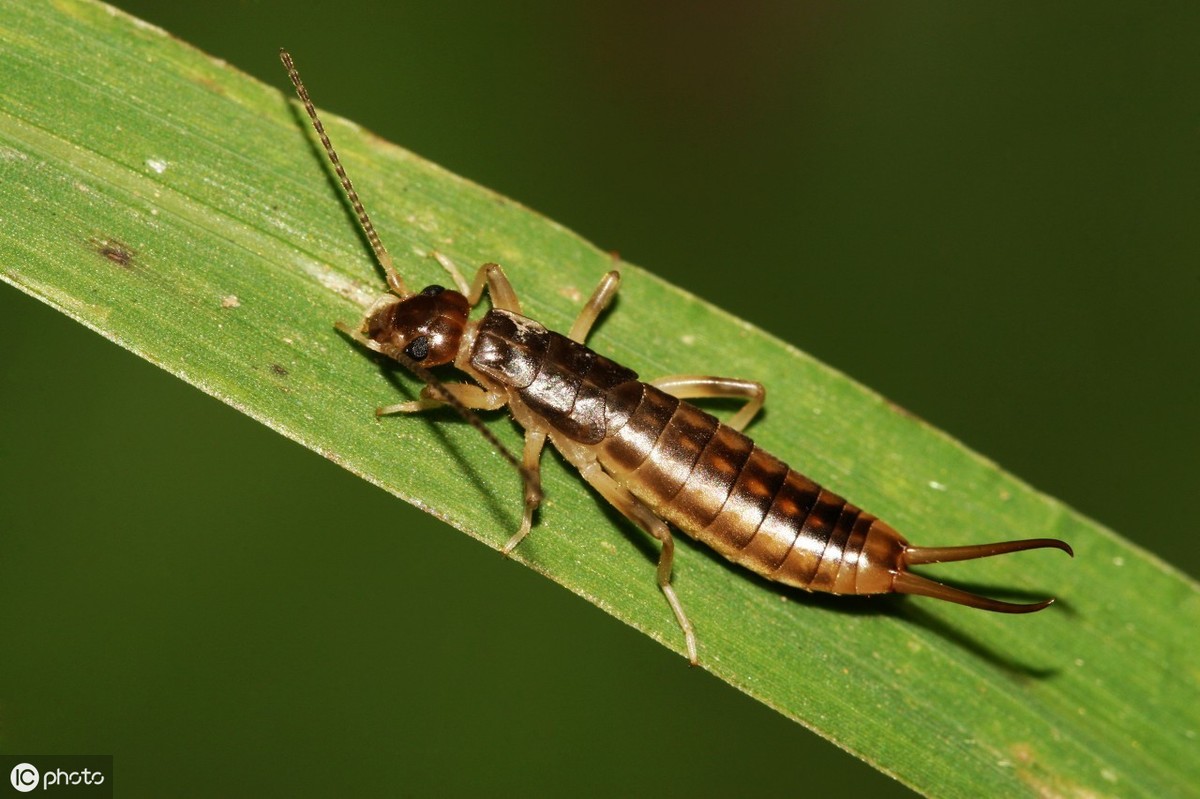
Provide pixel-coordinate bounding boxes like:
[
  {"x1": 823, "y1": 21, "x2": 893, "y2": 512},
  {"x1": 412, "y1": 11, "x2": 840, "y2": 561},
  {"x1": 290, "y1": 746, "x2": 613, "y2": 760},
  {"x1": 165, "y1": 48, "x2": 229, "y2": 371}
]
[
  {"x1": 334, "y1": 319, "x2": 506, "y2": 413},
  {"x1": 556, "y1": 448, "x2": 698, "y2": 664},
  {"x1": 376, "y1": 382, "x2": 507, "y2": 416},
  {"x1": 427, "y1": 251, "x2": 471, "y2": 295},
  {"x1": 335, "y1": 319, "x2": 397, "y2": 356},
  {"x1": 427, "y1": 252, "x2": 524, "y2": 314},
  {"x1": 454, "y1": 261, "x2": 523, "y2": 312},
  {"x1": 650, "y1": 375, "x2": 766, "y2": 432},
  {"x1": 501, "y1": 430, "x2": 548, "y2": 555},
  {"x1": 366, "y1": 362, "x2": 540, "y2": 533},
  {"x1": 568, "y1": 271, "x2": 621, "y2": 343}
]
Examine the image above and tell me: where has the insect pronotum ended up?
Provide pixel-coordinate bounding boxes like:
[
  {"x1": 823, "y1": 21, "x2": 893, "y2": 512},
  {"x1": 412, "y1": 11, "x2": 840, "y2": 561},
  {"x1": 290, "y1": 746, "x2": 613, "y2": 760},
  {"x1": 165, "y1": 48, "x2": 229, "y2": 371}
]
[{"x1": 280, "y1": 49, "x2": 1072, "y2": 666}]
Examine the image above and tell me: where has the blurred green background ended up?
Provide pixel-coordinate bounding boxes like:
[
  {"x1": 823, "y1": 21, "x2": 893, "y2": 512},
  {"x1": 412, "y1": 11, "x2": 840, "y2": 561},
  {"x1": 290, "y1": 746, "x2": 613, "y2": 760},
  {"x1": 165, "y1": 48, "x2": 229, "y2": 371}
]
[{"x1": 2, "y1": 3, "x2": 1196, "y2": 797}]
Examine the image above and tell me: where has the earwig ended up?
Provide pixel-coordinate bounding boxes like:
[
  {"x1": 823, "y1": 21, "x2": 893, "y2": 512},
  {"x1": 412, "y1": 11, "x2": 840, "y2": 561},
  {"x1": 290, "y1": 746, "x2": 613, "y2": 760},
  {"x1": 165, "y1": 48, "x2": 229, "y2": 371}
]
[{"x1": 280, "y1": 50, "x2": 1072, "y2": 666}]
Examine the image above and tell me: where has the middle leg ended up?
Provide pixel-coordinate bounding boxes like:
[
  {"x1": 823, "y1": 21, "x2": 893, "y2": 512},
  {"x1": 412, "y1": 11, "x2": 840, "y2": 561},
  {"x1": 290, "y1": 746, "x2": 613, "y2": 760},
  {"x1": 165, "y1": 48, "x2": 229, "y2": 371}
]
[
  {"x1": 502, "y1": 429, "x2": 547, "y2": 556},
  {"x1": 569, "y1": 270, "x2": 621, "y2": 343}
]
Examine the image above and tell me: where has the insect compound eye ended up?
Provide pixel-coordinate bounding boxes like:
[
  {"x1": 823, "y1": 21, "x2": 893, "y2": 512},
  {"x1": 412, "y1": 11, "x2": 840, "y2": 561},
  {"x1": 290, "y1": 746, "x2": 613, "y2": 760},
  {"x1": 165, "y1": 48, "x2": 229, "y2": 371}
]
[
  {"x1": 420, "y1": 284, "x2": 445, "y2": 296},
  {"x1": 404, "y1": 335, "x2": 431, "y2": 361}
]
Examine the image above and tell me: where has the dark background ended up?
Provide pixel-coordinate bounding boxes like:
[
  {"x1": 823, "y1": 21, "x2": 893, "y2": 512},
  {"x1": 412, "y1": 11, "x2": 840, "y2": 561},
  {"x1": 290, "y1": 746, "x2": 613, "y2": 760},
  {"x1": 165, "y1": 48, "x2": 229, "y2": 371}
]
[{"x1": 2, "y1": 3, "x2": 1196, "y2": 797}]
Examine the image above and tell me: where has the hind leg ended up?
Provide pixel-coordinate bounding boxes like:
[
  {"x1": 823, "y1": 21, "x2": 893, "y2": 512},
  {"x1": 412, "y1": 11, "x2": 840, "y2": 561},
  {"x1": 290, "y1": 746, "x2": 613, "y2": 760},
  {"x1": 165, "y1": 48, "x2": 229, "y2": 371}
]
[
  {"x1": 551, "y1": 440, "x2": 698, "y2": 665},
  {"x1": 575, "y1": 460, "x2": 697, "y2": 665},
  {"x1": 650, "y1": 375, "x2": 766, "y2": 432}
]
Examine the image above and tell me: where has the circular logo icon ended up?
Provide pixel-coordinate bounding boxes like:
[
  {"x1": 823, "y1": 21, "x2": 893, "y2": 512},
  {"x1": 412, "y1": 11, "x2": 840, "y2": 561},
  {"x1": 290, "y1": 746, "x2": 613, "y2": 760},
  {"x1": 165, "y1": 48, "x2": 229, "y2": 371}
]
[{"x1": 10, "y1": 763, "x2": 39, "y2": 793}]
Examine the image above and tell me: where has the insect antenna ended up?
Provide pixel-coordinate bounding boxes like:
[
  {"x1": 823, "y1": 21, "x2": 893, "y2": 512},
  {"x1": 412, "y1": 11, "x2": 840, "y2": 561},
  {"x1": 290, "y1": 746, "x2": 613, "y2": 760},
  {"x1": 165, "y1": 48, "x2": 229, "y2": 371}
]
[
  {"x1": 279, "y1": 48, "x2": 542, "y2": 509},
  {"x1": 279, "y1": 48, "x2": 408, "y2": 297}
]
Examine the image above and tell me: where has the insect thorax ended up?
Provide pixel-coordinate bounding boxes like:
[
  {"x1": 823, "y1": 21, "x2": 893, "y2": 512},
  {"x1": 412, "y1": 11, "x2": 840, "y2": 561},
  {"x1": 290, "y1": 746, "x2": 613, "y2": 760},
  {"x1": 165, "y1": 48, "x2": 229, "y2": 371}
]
[{"x1": 471, "y1": 309, "x2": 638, "y2": 444}]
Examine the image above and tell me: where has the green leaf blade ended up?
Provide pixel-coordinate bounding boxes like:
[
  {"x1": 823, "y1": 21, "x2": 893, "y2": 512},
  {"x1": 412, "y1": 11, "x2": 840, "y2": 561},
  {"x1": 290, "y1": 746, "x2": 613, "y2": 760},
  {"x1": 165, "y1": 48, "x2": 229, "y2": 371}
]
[{"x1": 2, "y1": 3, "x2": 1197, "y2": 798}]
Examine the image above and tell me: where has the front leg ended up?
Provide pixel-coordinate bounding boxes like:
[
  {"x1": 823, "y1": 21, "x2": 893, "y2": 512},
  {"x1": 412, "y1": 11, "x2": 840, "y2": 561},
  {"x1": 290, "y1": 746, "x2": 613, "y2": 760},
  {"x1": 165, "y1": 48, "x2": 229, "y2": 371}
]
[
  {"x1": 337, "y1": 303, "x2": 540, "y2": 542},
  {"x1": 336, "y1": 319, "x2": 507, "y2": 413},
  {"x1": 374, "y1": 376, "x2": 540, "y2": 549},
  {"x1": 429, "y1": 252, "x2": 523, "y2": 313},
  {"x1": 375, "y1": 382, "x2": 507, "y2": 416}
]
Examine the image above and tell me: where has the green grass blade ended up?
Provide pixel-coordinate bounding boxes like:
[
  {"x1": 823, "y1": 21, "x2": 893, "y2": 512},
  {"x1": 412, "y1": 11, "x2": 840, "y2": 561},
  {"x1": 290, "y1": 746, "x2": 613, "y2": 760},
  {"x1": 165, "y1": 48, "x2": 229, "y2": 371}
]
[{"x1": 2, "y1": 3, "x2": 1197, "y2": 797}]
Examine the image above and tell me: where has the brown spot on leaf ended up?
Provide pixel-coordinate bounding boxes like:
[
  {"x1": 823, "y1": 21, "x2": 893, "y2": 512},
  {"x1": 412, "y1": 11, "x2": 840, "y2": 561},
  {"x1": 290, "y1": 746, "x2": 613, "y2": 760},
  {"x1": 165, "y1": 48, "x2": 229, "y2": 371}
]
[
  {"x1": 89, "y1": 237, "x2": 135, "y2": 268},
  {"x1": 195, "y1": 75, "x2": 226, "y2": 95},
  {"x1": 270, "y1": 364, "x2": 289, "y2": 377}
]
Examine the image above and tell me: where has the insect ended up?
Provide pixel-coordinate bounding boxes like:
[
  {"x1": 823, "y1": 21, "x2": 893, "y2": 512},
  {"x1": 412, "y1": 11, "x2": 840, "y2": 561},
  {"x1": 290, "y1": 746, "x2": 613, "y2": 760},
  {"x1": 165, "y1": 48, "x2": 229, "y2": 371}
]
[{"x1": 280, "y1": 50, "x2": 1072, "y2": 665}]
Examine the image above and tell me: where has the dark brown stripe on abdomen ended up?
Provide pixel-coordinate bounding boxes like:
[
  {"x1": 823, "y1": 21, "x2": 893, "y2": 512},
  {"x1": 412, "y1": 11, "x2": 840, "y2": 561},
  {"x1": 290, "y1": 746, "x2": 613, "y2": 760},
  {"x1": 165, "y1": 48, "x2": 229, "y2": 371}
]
[
  {"x1": 691, "y1": 447, "x2": 789, "y2": 562},
  {"x1": 629, "y1": 403, "x2": 719, "y2": 504},
  {"x1": 657, "y1": 423, "x2": 755, "y2": 531},
  {"x1": 599, "y1": 384, "x2": 679, "y2": 473},
  {"x1": 739, "y1": 470, "x2": 823, "y2": 575},
  {"x1": 593, "y1": 389, "x2": 876, "y2": 591}
]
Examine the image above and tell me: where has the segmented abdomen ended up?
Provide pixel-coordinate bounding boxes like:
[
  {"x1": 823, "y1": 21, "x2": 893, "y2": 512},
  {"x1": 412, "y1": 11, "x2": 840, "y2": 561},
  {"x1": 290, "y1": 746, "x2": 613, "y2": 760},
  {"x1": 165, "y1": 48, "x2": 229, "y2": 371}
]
[
  {"x1": 470, "y1": 309, "x2": 891, "y2": 594},
  {"x1": 596, "y1": 382, "x2": 890, "y2": 594}
]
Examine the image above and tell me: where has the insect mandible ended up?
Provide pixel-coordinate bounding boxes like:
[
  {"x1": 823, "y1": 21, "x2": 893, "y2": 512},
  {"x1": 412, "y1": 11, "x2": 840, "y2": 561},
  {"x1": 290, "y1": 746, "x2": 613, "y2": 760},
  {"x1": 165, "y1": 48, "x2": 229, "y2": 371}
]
[{"x1": 280, "y1": 50, "x2": 1072, "y2": 666}]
